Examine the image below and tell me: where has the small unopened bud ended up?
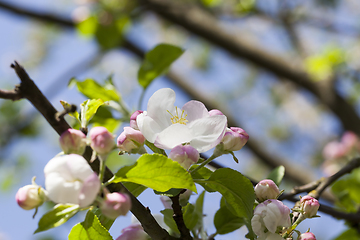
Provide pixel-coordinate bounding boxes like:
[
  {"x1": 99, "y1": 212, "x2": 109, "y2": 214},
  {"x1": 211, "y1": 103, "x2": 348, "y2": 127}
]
[
  {"x1": 208, "y1": 109, "x2": 224, "y2": 116},
  {"x1": 300, "y1": 196, "x2": 320, "y2": 218},
  {"x1": 299, "y1": 232, "x2": 316, "y2": 240},
  {"x1": 130, "y1": 110, "x2": 143, "y2": 130},
  {"x1": 169, "y1": 145, "x2": 199, "y2": 169},
  {"x1": 254, "y1": 179, "x2": 280, "y2": 202},
  {"x1": 59, "y1": 129, "x2": 86, "y2": 155},
  {"x1": 116, "y1": 224, "x2": 148, "y2": 240},
  {"x1": 16, "y1": 184, "x2": 47, "y2": 210},
  {"x1": 100, "y1": 192, "x2": 131, "y2": 219},
  {"x1": 117, "y1": 127, "x2": 146, "y2": 154},
  {"x1": 89, "y1": 127, "x2": 115, "y2": 155},
  {"x1": 221, "y1": 127, "x2": 249, "y2": 152}
]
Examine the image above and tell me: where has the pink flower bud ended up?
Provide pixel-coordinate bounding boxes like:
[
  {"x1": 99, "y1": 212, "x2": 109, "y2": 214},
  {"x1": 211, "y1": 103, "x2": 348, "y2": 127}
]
[
  {"x1": 300, "y1": 196, "x2": 320, "y2": 218},
  {"x1": 130, "y1": 110, "x2": 143, "y2": 130},
  {"x1": 117, "y1": 127, "x2": 146, "y2": 153},
  {"x1": 299, "y1": 232, "x2": 316, "y2": 240},
  {"x1": 16, "y1": 184, "x2": 46, "y2": 210},
  {"x1": 221, "y1": 127, "x2": 249, "y2": 152},
  {"x1": 116, "y1": 224, "x2": 148, "y2": 240},
  {"x1": 342, "y1": 131, "x2": 359, "y2": 152},
  {"x1": 254, "y1": 179, "x2": 280, "y2": 202},
  {"x1": 59, "y1": 129, "x2": 86, "y2": 155},
  {"x1": 322, "y1": 141, "x2": 346, "y2": 160},
  {"x1": 208, "y1": 109, "x2": 224, "y2": 116},
  {"x1": 251, "y1": 199, "x2": 290, "y2": 236},
  {"x1": 169, "y1": 145, "x2": 199, "y2": 169},
  {"x1": 89, "y1": 127, "x2": 115, "y2": 155},
  {"x1": 100, "y1": 192, "x2": 131, "y2": 219}
]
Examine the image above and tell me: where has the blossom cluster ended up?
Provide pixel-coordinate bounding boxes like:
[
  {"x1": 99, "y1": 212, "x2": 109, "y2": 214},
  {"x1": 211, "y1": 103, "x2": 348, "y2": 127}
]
[
  {"x1": 252, "y1": 179, "x2": 319, "y2": 239},
  {"x1": 16, "y1": 88, "x2": 250, "y2": 239}
]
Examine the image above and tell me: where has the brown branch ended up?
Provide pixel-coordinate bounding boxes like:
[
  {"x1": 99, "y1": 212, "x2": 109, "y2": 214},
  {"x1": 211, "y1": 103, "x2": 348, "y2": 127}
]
[
  {"x1": 10, "y1": 61, "x2": 71, "y2": 135},
  {"x1": 0, "y1": 88, "x2": 22, "y2": 101},
  {"x1": 140, "y1": 0, "x2": 360, "y2": 136},
  {"x1": 170, "y1": 193, "x2": 192, "y2": 240},
  {"x1": 8, "y1": 62, "x2": 176, "y2": 240}
]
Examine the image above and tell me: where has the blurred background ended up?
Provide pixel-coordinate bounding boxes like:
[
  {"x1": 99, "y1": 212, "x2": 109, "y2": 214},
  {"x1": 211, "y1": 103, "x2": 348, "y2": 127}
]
[{"x1": 1, "y1": 0, "x2": 360, "y2": 239}]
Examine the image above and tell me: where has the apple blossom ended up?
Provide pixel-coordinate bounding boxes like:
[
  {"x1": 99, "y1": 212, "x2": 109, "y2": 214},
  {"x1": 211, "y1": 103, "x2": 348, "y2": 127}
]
[
  {"x1": 130, "y1": 110, "x2": 143, "y2": 130},
  {"x1": 168, "y1": 144, "x2": 199, "y2": 169},
  {"x1": 251, "y1": 199, "x2": 291, "y2": 237},
  {"x1": 208, "y1": 109, "x2": 224, "y2": 116},
  {"x1": 100, "y1": 192, "x2": 131, "y2": 219},
  {"x1": 299, "y1": 232, "x2": 316, "y2": 240},
  {"x1": 16, "y1": 184, "x2": 47, "y2": 210},
  {"x1": 44, "y1": 154, "x2": 101, "y2": 207},
  {"x1": 136, "y1": 88, "x2": 227, "y2": 153},
  {"x1": 220, "y1": 127, "x2": 249, "y2": 152},
  {"x1": 255, "y1": 179, "x2": 280, "y2": 202},
  {"x1": 117, "y1": 127, "x2": 146, "y2": 154},
  {"x1": 300, "y1": 195, "x2": 319, "y2": 218},
  {"x1": 257, "y1": 232, "x2": 284, "y2": 240},
  {"x1": 116, "y1": 224, "x2": 148, "y2": 240},
  {"x1": 89, "y1": 126, "x2": 115, "y2": 155},
  {"x1": 59, "y1": 128, "x2": 86, "y2": 155}
]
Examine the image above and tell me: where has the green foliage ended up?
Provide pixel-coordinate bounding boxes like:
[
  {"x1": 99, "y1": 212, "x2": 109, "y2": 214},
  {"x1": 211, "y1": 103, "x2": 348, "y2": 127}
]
[
  {"x1": 111, "y1": 153, "x2": 197, "y2": 192},
  {"x1": 77, "y1": 15, "x2": 130, "y2": 49},
  {"x1": 68, "y1": 210, "x2": 113, "y2": 240},
  {"x1": 122, "y1": 182, "x2": 147, "y2": 197},
  {"x1": 60, "y1": 100, "x2": 80, "y2": 122},
  {"x1": 161, "y1": 208, "x2": 180, "y2": 234},
  {"x1": 80, "y1": 99, "x2": 105, "y2": 128},
  {"x1": 190, "y1": 165, "x2": 215, "y2": 192},
  {"x1": 267, "y1": 165, "x2": 285, "y2": 186},
  {"x1": 91, "y1": 208, "x2": 115, "y2": 230},
  {"x1": 196, "y1": 168, "x2": 255, "y2": 238},
  {"x1": 332, "y1": 168, "x2": 360, "y2": 212},
  {"x1": 138, "y1": 44, "x2": 184, "y2": 89},
  {"x1": 333, "y1": 228, "x2": 360, "y2": 240},
  {"x1": 214, "y1": 205, "x2": 245, "y2": 234},
  {"x1": 305, "y1": 46, "x2": 345, "y2": 81},
  {"x1": 35, "y1": 204, "x2": 80, "y2": 233},
  {"x1": 69, "y1": 78, "x2": 121, "y2": 102},
  {"x1": 90, "y1": 106, "x2": 121, "y2": 133},
  {"x1": 154, "y1": 188, "x2": 183, "y2": 197}
]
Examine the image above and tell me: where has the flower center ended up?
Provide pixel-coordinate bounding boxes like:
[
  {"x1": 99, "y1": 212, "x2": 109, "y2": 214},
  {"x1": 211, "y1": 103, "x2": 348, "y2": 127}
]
[{"x1": 167, "y1": 107, "x2": 188, "y2": 125}]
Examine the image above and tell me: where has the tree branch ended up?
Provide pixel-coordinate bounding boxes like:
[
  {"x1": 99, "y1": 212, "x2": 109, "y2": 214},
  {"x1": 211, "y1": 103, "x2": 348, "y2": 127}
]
[
  {"x1": 170, "y1": 193, "x2": 192, "y2": 240},
  {"x1": 8, "y1": 61, "x2": 177, "y2": 240},
  {"x1": 0, "y1": 88, "x2": 22, "y2": 101},
  {"x1": 140, "y1": 0, "x2": 360, "y2": 136}
]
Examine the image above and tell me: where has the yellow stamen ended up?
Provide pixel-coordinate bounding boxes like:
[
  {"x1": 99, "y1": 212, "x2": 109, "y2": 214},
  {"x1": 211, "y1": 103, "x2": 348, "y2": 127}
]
[{"x1": 167, "y1": 107, "x2": 188, "y2": 125}]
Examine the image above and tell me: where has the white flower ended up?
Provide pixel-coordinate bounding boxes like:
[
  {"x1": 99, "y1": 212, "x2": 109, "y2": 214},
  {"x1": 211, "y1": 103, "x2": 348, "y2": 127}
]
[
  {"x1": 257, "y1": 232, "x2": 284, "y2": 240},
  {"x1": 136, "y1": 88, "x2": 227, "y2": 153},
  {"x1": 251, "y1": 199, "x2": 291, "y2": 237},
  {"x1": 44, "y1": 154, "x2": 101, "y2": 207}
]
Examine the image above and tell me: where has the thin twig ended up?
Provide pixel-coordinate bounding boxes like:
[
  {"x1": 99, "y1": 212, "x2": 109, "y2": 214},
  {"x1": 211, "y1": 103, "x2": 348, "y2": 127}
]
[{"x1": 170, "y1": 193, "x2": 193, "y2": 240}]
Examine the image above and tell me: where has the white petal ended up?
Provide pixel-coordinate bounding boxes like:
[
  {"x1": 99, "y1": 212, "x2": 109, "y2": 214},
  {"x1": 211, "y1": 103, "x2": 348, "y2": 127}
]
[
  {"x1": 78, "y1": 173, "x2": 100, "y2": 207},
  {"x1": 154, "y1": 124, "x2": 193, "y2": 149},
  {"x1": 137, "y1": 114, "x2": 163, "y2": 143},
  {"x1": 188, "y1": 115, "x2": 227, "y2": 152},
  {"x1": 146, "y1": 88, "x2": 175, "y2": 128},
  {"x1": 66, "y1": 155, "x2": 94, "y2": 181},
  {"x1": 182, "y1": 100, "x2": 209, "y2": 123},
  {"x1": 45, "y1": 172, "x2": 81, "y2": 204}
]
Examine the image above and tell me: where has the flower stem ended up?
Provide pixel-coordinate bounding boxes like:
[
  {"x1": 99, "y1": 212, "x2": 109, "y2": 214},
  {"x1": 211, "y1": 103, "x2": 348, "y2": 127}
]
[
  {"x1": 282, "y1": 213, "x2": 306, "y2": 238},
  {"x1": 190, "y1": 152, "x2": 222, "y2": 174},
  {"x1": 98, "y1": 155, "x2": 106, "y2": 184}
]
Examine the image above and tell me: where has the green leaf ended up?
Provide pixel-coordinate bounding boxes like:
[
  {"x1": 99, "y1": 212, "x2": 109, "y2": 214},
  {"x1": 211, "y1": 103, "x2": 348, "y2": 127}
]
[
  {"x1": 191, "y1": 165, "x2": 215, "y2": 192},
  {"x1": 69, "y1": 78, "x2": 121, "y2": 102},
  {"x1": 161, "y1": 209, "x2": 180, "y2": 234},
  {"x1": 90, "y1": 106, "x2": 121, "y2": 133},
  {"x1": 154, "y1": 188, "x2": 183, "y2": 197},
  {"x1": 68, "y1": 210, "x2": 113, "y2": 240},
  {"x1": 35, "y1": 204, "x2": 80, "y2": 233},
  {"x1": 267, "y1": 165, "x2": 285, "y2": 186},
  {"x1": 333, "y1": 228, "x2": 360, "y2": 240},
  {"x1": 76, "y1": 16, "x2": 97, "y2": 36},
  {"x1": 183, "y1": 203, "x2": 198, "y2": 230},
  {"x1": 95, "y1": 17, "x2": 129, "y2": 50},
  {"x1": 91, "y1": 208, "x2": 114, "y2": 230},
  {"x1": 80, "y1": 99, "x2": 105, "y2": 128},
  {"x1": 214, "y1": 205, "x2": 245, "y2": 234},
  {"x1": 198, "y1": 168, "x2": 254, "y2": 220},
  {"x1": 122, "y1": 182, "x2": 147, "y2": 197},
  {"x1": 111, "y1": 154, "x2": 196, "y2": 193},
  {"x1": 138, "y1": 44, "x2": 184, "y2": 89}
]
